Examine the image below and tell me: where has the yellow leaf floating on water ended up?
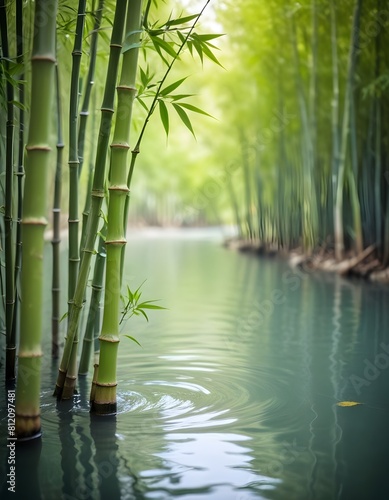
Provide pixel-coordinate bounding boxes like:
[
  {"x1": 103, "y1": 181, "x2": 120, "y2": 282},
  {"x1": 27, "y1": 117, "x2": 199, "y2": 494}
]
[{"x1": 336, "y1": 401, "x2": 362, "y2": 407}]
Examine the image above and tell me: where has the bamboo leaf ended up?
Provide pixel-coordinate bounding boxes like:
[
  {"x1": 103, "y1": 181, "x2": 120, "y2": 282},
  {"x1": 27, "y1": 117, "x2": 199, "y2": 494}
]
[
  {"x1": 336, "y1": 401, "x2": 362, "y2": 407},
  {"x1": 165, "y1": 14, "x2": 199, "y2": 27},
  {"x1": 177, "y1": 102, "x2": 214, "y2": 118},
  {"x1": 192, "y1": 33, "x2": 224, "y2": 41},
  {"x1": 191, "y1": 40, "x2": 203, "y2": 63},
  {"x1": 137, "y1": 309, "x2": 149, "y2": 321},
  {"x1": 10, "y1": 100, "x2": 27, "y2": 111},
  {"x1": 122, "y1": 41, "x2": 142, "y2": 54},
  {"x1": 173, "y1": 103, "x2": 196, "y2": 138},
  {"x1": 124, "y1": 335, "x2": 142, "y2": 347},
  {"x1": 137, "y1": 301, "x2": 167, "y2": 310},
  {"x1": 199, "y1": 41, "x2": 224, "y2": 67},
  {"x1": 177, "y1": 31, "x2": 186, "y2": 44},
  {"x1": 151, "y1": 36, "x2": 177, "y2": 59},
  {"x1": 136, "y1": 97, "x2": 149, "y2": 113},
  {"x1": 160, "y1": 77, "x2": 187, "y2": 96},
  {"x1": 59, "y1": 312, "x2": 68, "y2": 323},
  {"x1": 158, "y1": 99, "x2": 169, "y2": 136},
  {"x1": 169, "y1": 94, "x2": 194, "y2": 101}
]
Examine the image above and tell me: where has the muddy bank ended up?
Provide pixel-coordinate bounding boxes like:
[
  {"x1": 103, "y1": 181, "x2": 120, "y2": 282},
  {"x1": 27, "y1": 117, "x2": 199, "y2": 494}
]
[{"x1": 224, "y1": 239, "x2": 389, "y2": 284}]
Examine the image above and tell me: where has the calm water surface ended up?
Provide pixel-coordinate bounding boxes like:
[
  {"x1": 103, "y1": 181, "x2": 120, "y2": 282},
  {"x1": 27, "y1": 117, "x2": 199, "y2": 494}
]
[{"x1": 1, "y1": 228, "x2": 389, "y2": 499}]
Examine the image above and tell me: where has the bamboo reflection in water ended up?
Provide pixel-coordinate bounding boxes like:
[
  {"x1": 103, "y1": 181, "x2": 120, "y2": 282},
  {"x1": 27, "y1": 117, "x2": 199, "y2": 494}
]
[
  {"x1": 57, "y1": 400, "x2": 79, "y2": 498},
  {"x1": 90, "y1": 415, "x2": 121, "y2": 500},
  {"x1": 330, "y1": 277, "x2": 344, "y2": 497}
]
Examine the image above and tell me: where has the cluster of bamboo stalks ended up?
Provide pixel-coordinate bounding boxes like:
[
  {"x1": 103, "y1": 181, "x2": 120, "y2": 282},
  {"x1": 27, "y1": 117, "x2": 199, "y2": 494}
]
[
  {"x1": 220, "y1": 0, "x2": 388, "y2": 268},
  {"x1": 0, "y1": 0, "x2": 214, "y2": 440}
]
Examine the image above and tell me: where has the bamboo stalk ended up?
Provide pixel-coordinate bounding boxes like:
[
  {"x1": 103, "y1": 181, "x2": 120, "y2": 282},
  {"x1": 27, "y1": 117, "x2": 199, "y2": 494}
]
[
  {"x1": 79, "y1": 0, "x2": 104, "y2": 256},
  {"x1": 52, "y1": 64, "x2": 64, "y2": 359},
  {"x1": 54, "y1": 0, "x2": 128, "y2": 398},
  {"x1": 334, "y1": 0, "x2": 362, "y2": 261},
  {"x1": 289, "y1": 12, "x2": 317, "y2": 253},
  {"x1": 91, "y1": 0, "x2": 143, "y2": 415},
  {"x1": 15, "y1": 0, "x2": 58, "y2": 440},
  {"x1": 79, "y1": 228, "x2": 106, "y2": 375},
  {"x1": 68, "y1": 0, "x2": 86, "y2": 297},
  {"x1": 0, "y1": 0, "x2": 16, "y2": 381},
  {"x1": 78, "y1": 0, "x2": 104, "y2": 181},
  {"x1": 61, "y1": 0, "x2": 87, "y2": 397},
  {"x1": 11, "y1": 0, "x2": 25, "y2": 373}
]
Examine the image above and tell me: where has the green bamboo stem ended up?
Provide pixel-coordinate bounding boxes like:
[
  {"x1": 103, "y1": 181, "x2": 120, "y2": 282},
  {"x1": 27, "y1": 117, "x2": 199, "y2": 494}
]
[
  {"x1": 92, "y1": 0, "x2": 143, "y2": 415},
  {"x1": 79, "y1": 228, "x2": 106, "y2": 375},
  {"x1": 12, "y1": 0, "x2": 24, "y2": 364},
  {"x1": 78, "y1": 0, "x2": 104, "y2": 181},
  {"x1": 349, "y1": 93, "x2": 363, "y2": 255},
  {"x1": 289, "y1": 13, "x2": 317, "y2": 253},
  {"x1": 334, "y1": 0, "x2": 362, "y2": 261},
  {"x1": 15, "y1": 0, "x2": 57, "y2": 440},
  {"x1": 0, "y1": 0, "x2": 16, "y2": 381},
  {"x1": 79, "y1": 0, "x2": 104, "y2": 256},
  {"x1": 52, "y1": 64, "x2": 64, "y2": 359},
  {"x1": 240, "y1": 131, "x2": 254, "y2": 241},
  {"x1": 11, "y1": 0, "x2": 26, "y2": 373},
  {"x1": 374, "y1": 24, "x2": 382, "y2": 257},
  {"x1": 89, "y1": 306, "x2": 101, "y2": 402},
  {"x1": 54, "y1": 0, "x2": 128, "y2": 399},
  {"x1": 68, "y1": 0, "x2": 86, "y2": 296},
  {"x1": 374, "y1": 103, "x2": 382, "y2": 255},
  {"x1": 62, "y1": 0, "x2": 87, "y2": 397},
  {"x1": 330, "y1": 0, "x2": 339, "y2": 239}
]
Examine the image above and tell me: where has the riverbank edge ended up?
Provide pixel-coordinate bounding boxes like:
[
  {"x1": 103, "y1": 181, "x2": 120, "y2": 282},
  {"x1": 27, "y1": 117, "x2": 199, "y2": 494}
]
[{"x1": 223, "y1": 238, "x2": 389, "y2": 284}]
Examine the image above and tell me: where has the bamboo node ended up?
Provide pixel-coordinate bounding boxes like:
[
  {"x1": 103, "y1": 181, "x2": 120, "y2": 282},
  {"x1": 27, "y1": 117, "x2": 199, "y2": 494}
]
[
  {"x1": 31, "y1": 55, "x2": 56, "y2": 63},
  {"x1": 110, "y1": 142, "x2": 130, "y2": 150},
  {"x1": 18, "y1": 351, "x2": 43, "y2": 358},
  {"x1": 16, "y1": 411, "x2": 41, "y2": 418},
  {"x1": 105, "y1": 239, "x2": 126, "y2": 246},
  {"x1": 101, "y1": 107, "x2": 114, "y2": 114},
  {"x1": 26, "y1": 145, "x2": 52, "y2": 152},
  {"x1": 95, "y1": 382, "x2": 117, "y2": 388},
  {"x1": 108, "y1": 184, "x2": 129, "y2": 192},
  {"x1": 117, "y1": 85, "x2": 137, "y2": 92},
  {"x1": 98, "y1": 335, "x2": 120, "y2": 343},
  {"x1": 91, "y1": 190, "x2": 105, "y2": 199},
  {"x1": 22, "y1": 217, "x2": 47, "y2": 226}
]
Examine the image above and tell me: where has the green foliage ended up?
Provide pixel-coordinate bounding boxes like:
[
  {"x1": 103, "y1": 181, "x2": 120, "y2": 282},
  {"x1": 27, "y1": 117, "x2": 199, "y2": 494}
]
[
  {"x1": 120, "y1": 281, "x2": 166, "y2": 325},
  {"x1": 120, "y1": 281, "x2": 166, "y2": 347}
]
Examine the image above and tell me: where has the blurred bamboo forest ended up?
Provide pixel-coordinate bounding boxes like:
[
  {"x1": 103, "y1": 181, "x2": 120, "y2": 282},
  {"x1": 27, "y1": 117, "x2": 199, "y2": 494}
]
[{"x1": 137, "y1": 0, "x2": 389, "y2": 267}]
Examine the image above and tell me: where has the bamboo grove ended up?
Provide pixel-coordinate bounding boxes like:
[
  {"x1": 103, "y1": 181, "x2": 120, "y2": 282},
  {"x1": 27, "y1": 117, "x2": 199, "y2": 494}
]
[
  {"x1": 213, "y1": 0, "x2": 389, "y2": 266},
  {"x1": 0, "y1": 0, "x2": 217, "y2": 440}
]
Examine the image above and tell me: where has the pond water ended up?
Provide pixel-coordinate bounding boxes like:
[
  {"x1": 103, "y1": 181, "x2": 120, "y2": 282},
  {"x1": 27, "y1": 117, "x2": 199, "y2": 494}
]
[{"x1": 1, "y1": 228, "x2": 389, "y2": 500}]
